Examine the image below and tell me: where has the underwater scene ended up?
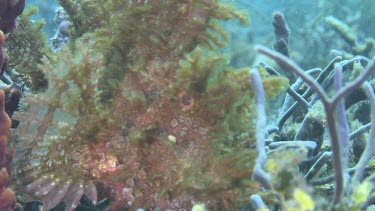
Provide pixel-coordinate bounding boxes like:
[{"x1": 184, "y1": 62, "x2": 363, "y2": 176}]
[{"x1": 1, "y1": 0, "x2": 375, "y2": 210}]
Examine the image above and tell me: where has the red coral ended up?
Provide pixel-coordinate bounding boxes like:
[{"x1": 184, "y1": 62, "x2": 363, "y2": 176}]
[{"x1": 0, "y1": 90, "x2": 16, "y2": 211}]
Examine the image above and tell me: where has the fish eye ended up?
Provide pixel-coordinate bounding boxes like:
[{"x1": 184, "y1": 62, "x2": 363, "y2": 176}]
[
  {"x1": 181, "y1": 93, "x2": 193, "y2": 106},
  {"x1": 179, "y1": 91, "x2": 194, "y2": 110}
]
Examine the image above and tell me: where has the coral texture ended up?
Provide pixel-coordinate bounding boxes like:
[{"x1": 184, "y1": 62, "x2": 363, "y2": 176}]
[{"x1": 0, "y1": 90, "x2": 16, "y2": 211}]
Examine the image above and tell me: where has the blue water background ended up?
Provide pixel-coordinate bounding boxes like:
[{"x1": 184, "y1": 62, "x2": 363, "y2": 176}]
[{"x1": 25, "y1": 0, "x2": 375, "y2": 68}]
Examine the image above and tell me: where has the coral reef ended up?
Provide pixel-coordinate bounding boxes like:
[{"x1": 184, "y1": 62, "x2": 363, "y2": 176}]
[
  {"x1": 249, "y1": 45, "x2": 375, "y2": 210},
  {"x1": 326, "y1": 16, "x2": 374, "y2": 58},
  {"x1": 0, "y1": 90, "x2": 16, "y2": 211},
  {"x1": 0, "y1": 1, "x2": 25, "y2": 210},
  {"x1": 50, "y1": 7, "x2": 70, "y2": 50},
  {"x1": 272, "y1": 12, "x2": 289, "y2": 58},
  {"x1": 13, "y1": 1, "x2": 288, "y2": 210},
  {"x1": 10, "y1": 1, "x2": 375, "y2": 210}
]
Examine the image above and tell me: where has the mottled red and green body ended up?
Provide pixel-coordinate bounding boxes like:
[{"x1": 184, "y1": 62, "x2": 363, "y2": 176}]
[{"x1": 13, "y1": 1, "x2": 287, "y2": 210}]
